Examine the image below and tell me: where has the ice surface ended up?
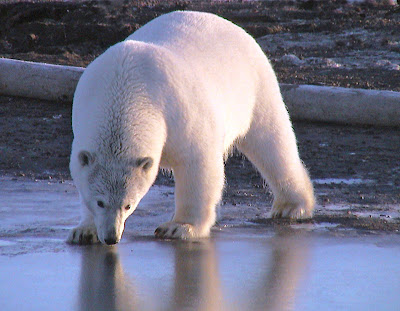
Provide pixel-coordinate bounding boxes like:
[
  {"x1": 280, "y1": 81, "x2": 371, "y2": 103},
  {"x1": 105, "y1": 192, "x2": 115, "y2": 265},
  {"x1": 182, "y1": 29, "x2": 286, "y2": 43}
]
[
  {"x1": 1, "y1": 177, "x2": 400, "y2": 311},
  {"x1": 313, "y1": 178, "x2": 374, "y2": 185}
]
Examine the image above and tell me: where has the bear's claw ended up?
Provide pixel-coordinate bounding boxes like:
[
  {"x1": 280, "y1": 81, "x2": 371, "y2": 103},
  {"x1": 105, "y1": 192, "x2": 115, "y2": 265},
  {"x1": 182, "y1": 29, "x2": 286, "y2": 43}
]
[
  {"x1": 155, "y1": 222, "x2": 196, "y2": 239},
  {"x1": 67, "y1": 225, "x2": 99, "y2": 245},
  {"x1": 270, "y1": 204, "x2": 313, "y2": 219}
]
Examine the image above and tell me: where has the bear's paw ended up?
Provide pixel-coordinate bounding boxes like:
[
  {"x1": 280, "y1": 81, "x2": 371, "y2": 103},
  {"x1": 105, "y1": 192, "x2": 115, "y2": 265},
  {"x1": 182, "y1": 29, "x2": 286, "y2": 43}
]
[
  {"x1": 270, "y1": 203, "x2": 313, "y2": 220},
  {"x1": 155, "y1": 222, "x2": 202, "y2": 240},
  {"x1": 67, "y1": 225, "x2": 99, "y2": 245}
]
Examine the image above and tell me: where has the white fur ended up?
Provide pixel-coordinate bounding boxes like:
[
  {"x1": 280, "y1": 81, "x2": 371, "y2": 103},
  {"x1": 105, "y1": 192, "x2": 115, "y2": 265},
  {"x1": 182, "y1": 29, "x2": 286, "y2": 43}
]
[{"x1": 67, "y1": 11, "x2": 315, "y2": 244}]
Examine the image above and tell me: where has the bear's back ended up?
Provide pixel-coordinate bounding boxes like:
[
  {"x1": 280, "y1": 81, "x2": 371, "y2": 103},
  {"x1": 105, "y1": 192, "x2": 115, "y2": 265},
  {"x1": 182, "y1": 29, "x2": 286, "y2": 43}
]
[
  {"x1": 72, "y1": 11, "x2": 277, "y2": 157},
  {"x1": 127, "y1": 11, "x2": 264, "y2": 66},
  {"x1": 126, "y1": 11, "x2": 269, "y2": 148}
]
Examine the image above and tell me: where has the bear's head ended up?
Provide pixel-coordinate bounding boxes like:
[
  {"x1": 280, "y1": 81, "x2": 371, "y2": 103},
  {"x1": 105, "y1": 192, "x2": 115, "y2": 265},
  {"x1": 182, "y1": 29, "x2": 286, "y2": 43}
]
[{"x1": 75, "y1": 150, "x2": 156, "y2": 245}]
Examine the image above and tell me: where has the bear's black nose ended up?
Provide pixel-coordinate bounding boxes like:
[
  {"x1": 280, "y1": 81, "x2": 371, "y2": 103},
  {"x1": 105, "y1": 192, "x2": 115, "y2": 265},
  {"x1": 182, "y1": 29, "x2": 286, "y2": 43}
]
[{"x1": 104, "y1": 237, "x2": 117, "y2": 245}]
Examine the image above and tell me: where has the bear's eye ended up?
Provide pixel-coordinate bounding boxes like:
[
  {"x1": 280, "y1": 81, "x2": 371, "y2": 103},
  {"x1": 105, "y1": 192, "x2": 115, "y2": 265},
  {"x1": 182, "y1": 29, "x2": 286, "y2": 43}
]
[
  {"x1": 124, "y1": 204, "x2": 131, "y2": 211},
  {"x1": 97, "y1": 200, "x2": 105, "y2": 208}
]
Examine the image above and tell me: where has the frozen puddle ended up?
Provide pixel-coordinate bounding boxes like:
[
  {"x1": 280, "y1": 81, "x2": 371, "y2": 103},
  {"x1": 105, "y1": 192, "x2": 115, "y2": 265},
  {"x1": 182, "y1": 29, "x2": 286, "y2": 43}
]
[
  {"x1": 0, "y1": 240, "x2": 15, "y2": 246},
  {"x1": 289, "y1": 222, "x2": 339, "y2": 231},
  {"x1": 1, "y1": 177, "x2": 400, "y2": 310},
  {"x1": 313, "y1": 178, "x2": 374, "y2": 185},
  {"x1": 1, "y1": 232, "x2": 400, "y2": 311}
]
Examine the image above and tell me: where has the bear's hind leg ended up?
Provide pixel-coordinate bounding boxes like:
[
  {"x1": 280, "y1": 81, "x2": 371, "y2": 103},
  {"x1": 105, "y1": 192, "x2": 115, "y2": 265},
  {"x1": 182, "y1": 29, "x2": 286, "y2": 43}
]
[
  {"x1": 155, "y1": 152, "x2": 225, "y2": 239},
  {"x1": 237, "y1": 115, "x2": 315, "y2": 219}
]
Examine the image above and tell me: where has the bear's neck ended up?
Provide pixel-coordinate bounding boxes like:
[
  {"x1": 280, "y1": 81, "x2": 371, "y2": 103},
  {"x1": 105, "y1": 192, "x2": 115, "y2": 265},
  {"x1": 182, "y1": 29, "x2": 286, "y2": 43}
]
[{"x1": 97, "y1": 102, "x2": 166, "y2": 162}]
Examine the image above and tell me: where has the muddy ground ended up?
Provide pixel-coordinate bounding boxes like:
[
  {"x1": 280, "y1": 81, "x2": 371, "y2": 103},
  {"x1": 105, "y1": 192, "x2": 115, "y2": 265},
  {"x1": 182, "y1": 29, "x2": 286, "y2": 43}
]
[{"x1": 0, "y1": 0, "x2": 399, "y2": 231}]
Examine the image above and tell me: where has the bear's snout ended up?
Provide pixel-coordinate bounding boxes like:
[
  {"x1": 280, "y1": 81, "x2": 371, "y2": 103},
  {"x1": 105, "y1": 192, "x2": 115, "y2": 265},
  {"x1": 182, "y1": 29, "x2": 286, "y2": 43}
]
[
  {"x1": 104, "y1": 236, "x2": 118, "y2": 245},
  {"x1": 103, "y1": 230, "x2": 120, "y2": 245},
  {"x1": 96, "y1": 210, "x2": 126, "y2": 245}
]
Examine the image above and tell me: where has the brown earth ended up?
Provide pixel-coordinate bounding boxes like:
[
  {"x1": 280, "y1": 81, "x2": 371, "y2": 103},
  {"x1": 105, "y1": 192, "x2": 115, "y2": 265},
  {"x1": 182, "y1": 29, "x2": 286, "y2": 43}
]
[{"x1": 0, "y1": 0, "x2": 399, "y2": 232}]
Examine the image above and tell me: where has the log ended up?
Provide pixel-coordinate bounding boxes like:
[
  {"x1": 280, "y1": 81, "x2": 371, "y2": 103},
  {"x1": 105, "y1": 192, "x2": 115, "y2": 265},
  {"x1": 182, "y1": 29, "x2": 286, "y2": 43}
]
[
  {"x1": 1, "y1": 58, "x2": 399, "y2": 126},
  {"x1": 280, "y1": 84, "x2": 400, "y2": 126},
  {"x1": 0, "y1": 58, "x2": 84, "y2": 102}
]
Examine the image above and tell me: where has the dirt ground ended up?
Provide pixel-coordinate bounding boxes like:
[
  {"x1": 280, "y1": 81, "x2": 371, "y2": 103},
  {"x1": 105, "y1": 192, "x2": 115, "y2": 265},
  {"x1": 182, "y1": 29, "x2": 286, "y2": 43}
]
[{"x1": 0, "y1": 0, "x2": 399, "y2": 231}]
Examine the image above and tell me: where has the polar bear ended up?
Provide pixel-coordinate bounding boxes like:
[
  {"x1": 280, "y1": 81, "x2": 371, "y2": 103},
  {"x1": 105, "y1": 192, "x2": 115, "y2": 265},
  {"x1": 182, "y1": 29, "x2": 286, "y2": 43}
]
[{"x1": 67, "y1": 11, "x2": 315, "y2": 245}]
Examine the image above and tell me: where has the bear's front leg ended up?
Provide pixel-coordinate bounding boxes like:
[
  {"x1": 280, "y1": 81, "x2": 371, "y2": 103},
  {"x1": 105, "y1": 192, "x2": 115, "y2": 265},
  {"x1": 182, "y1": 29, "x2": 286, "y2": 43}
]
[
  {"x1": 155, "y1": 154, "x2": 224, "y2": 239},
  {"x1": 67, "y1": 204, "x2": 99, "y2": 245}
]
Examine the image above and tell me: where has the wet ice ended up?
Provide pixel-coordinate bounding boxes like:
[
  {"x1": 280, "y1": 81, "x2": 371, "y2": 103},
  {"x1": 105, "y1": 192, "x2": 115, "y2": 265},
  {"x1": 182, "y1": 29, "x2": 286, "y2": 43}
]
[{"x1": 1, "y1": 178, "x2": 400, "y2": 310}]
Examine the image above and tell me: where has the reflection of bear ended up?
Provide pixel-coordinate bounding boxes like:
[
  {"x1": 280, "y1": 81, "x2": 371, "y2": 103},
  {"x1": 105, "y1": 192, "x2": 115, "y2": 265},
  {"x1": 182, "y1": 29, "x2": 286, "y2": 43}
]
[
  {"x1": 67, "y1": 11, "x2": 315, "y2": 244},
  {"x1": 77, "y1": 246, "x2": 137, "y2": 311}
]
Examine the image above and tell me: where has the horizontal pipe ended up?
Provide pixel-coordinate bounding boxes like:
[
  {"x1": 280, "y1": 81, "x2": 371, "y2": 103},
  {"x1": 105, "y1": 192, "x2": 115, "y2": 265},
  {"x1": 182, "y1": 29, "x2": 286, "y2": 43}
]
[
  {"x1": 0, "y1": 58, "x2": 84, "y2": 102},
  {"x1": 1, "y1": 58, "x2": 399, "y2": 126},
  {"x1": 281, "y1": 84, "x2": 400, "y2": 127}
]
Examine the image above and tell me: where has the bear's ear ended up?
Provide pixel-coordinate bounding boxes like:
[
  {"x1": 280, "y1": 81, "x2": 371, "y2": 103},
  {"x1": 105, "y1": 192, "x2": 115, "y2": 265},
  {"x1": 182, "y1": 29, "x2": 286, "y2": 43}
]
[
  {"x1": 78, "y1": 150, "x2": 95, "y2": 167},
  {"x1": 136, "y1": 157, "x2": 153, "y2": 171}
]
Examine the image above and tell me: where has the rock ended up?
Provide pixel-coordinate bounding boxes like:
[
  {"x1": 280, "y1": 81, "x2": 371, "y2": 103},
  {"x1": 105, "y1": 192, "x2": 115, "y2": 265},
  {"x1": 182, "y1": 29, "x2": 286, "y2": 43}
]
[
  {"x1": 373, "y1": 60, "x2": 400, "y2": 71},
  {"x1": 279, "y1": 54, "x2": 304, "y2": 66}
]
